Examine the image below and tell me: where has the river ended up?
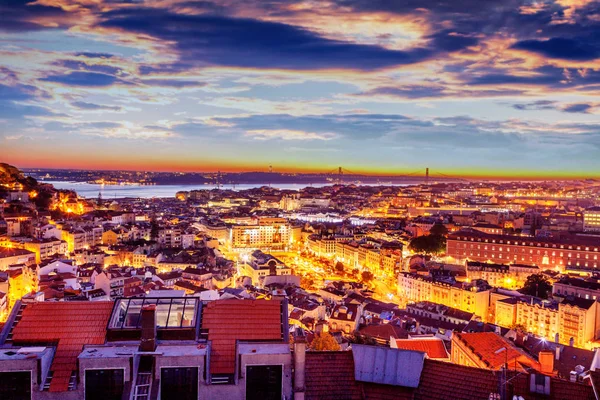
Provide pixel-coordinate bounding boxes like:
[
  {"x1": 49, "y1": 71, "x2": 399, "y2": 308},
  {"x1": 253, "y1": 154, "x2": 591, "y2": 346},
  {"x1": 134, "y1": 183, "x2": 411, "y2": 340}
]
[{"x1": 41, "y1": 180, "x2": 416, "y2": 199}]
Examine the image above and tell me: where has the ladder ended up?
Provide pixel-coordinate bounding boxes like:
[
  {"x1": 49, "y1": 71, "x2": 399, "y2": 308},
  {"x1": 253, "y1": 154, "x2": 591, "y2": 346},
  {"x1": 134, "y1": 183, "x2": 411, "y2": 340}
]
[{"x1": 132, "y1": 371, "x2": 152, "y2": 400}]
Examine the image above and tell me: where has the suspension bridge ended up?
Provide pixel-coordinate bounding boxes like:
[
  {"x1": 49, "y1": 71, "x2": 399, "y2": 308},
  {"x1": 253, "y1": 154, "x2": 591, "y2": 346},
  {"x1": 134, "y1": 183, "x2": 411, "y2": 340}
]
[{"x1": 322, "y1": 167, "x2": 468, "y2": 184}]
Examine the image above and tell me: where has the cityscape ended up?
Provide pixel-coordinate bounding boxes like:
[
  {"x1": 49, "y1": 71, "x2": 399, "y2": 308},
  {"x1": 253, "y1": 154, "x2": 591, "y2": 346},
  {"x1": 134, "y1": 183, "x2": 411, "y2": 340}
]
[{"x1": 2, "y1": 0, "x2": 600, "y2": 399}]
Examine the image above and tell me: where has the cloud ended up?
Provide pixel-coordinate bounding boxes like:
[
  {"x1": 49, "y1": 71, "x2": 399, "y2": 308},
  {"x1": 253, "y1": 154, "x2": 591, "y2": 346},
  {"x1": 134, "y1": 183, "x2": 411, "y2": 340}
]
[
  {"x1": 99, "y1": 9, "x2": 435, "y2": 71},
  {"x1": 54, "y1": 60, "x2": 123, "y2": 76},
  {"x1": 74, "y1": 52, "x2": 115, "y2": 59},
  {"x1": 0, "y1": 83, "x2": 57, "y2": 119},
  {"x1": 245, "y1": 129, "x2": 337, "y2": 140},
  {"x1": 562, "y1": 103, "x2": 596, "y2": 113},
  {"x1": 0, "y1": 0, "x2": 73, "y2": 32},
  {"x1": 512, "y1": 100, "x2": 556, "y2": 111},
  {"x1": 512, "y1": 37, "x2": 600, "y2": 61},
  {"x1": 71, "y1": 101, "x2": 123, "y2": 111},
  {"x1": 511, "y1": 100, "x2": 598, "y2": 113},
  {"x1": 357, "y1": 85, "x2": 447, "y2": 99},
  {"x1": 140, "y1": 79, "x2": 206, "y2": 88},
  {"x1": 41, "y1": 71, "x2": 125, "y2": 87}
]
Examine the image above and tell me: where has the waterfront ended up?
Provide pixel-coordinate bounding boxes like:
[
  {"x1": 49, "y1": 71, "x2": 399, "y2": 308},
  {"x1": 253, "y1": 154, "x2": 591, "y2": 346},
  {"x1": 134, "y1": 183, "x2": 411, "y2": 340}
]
[{"x1": 41, "y1": 180, "x2": 417, "y2": 198}]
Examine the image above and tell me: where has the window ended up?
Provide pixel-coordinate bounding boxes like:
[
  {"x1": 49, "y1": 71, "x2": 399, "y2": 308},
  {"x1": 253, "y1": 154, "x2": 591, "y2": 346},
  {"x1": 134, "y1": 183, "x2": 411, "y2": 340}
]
[
  {"x1": 85, "y1": 369, "x2": 124, "y2": 400},
  {"x1": 0, "y1": 371, "x2": 31, "y2": 400},
  {"x1": 109, "y1": 297, "x2": 198, "y2": 329},
  {"x1": 161, "y1": 367, "x2": 198, "y2": 400},
  {"x1": 246, "y1": 365, "x2": 282, "y2": 400}
]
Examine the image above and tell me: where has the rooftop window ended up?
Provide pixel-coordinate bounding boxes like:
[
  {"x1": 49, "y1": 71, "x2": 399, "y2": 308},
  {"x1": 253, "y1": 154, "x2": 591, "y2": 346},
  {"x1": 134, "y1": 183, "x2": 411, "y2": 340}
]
[{"x1": 109, "y1": 297, "x2": 198, "y2": 329}]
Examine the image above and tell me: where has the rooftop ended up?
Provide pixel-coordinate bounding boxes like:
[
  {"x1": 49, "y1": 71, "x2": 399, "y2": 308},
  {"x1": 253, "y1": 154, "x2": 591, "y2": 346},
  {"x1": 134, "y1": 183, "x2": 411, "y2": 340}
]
[
  {"x1": 201, "y1": 299, "x2": 285, "y2": 374},
  {"x1": 393, "y1": 338, "x2": 449, "y2": 359},
  {"x1": 11, "y1": 301, "x2": 113, "y2": 392}
]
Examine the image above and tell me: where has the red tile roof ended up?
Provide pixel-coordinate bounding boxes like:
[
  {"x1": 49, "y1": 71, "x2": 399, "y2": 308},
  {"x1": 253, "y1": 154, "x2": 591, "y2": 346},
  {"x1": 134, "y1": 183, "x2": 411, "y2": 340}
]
[
  {"x1": 453, "y1": 332, "x2": 536, "y2": 370},
  {"x1": 305, "y1": 351, "x2": 363, "y2": 400},
  {"x1": 12, "y1": 301, "x2": 113, "y2": 392},
  {"x1": 201, "y1": 299, "x2": 283, "y2": 374},
  {"x1": 394, "y1": 338, "x2": 449, "y2": 359},
  {"x1": 304, "y1": 351, "x2": 596, "y2": 400}
]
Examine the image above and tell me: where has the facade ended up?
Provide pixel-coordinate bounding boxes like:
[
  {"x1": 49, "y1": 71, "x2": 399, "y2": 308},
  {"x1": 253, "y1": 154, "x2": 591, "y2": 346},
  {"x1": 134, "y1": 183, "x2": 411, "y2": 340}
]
[
  {"x1": 0, "y1": 248, "x2": 36, "y2": 270},
  {"x1": 583, "y1": 207, "x2": 600, "y2": 232},
  {"x1": 466, "y1": 261, "x2": 539, "y2": 290},
  {"x1": 239, "y1": 250, "x2": 292, "y2": 285},
  {"x1": 397, "y1": 273, "x2": 491, "y2": 320},
  {"x1": 553, "y1": 277, "x2": 600, "y2": 300},
  {"x1": 158, "y1": 228, "x2": 195, "y2": 249},
  {"x1": 19, "y1": 238, "x2": 68, "y2": 263},
  {"x1": 448, "y1": 229, "x2": 600, "y2": 271},
  {"x1": 558, "y1": 298, "x2": 598, "y2": 349},
  {"x1": 229, "y1": 218, "x2": 292, "y2": 250}
]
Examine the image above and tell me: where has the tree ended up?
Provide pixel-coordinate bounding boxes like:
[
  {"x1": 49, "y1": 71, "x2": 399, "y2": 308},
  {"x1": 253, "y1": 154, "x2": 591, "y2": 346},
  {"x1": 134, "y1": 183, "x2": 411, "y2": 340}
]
[
  {"x1": 335, "y1": 261, "x2": 344, "y2": 273},
  {"x1": 309, "y1": 331, "x2": 341, "y2": 351},
  {"x1": 348, "y1": 333, "x2": 377, "y2": 345},
  {"x1": 408, "y1": 234, "x2": 446, "y2": 254},
  {"x1": 361, "y1": 270, "x2": 374, "y2": 282},
  {"x1": 511, "y1": 323, "x2": 527, "y2": 333},
  {"x1": 429, "y1": 222, "x2": 448, "y2": 237},
  {"x1": 520, "y1": 274, "x2": 552, "y2": 299},
  {"x1": 150, "y1": 219, "x2": 160, "y2": 240}
]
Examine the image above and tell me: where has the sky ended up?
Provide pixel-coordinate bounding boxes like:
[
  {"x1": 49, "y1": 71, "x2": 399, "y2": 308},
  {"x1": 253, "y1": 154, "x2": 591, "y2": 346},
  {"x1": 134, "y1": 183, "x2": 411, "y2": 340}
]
[{"x1": 1, "y1": 0, "x2": 600, "y2": 178}]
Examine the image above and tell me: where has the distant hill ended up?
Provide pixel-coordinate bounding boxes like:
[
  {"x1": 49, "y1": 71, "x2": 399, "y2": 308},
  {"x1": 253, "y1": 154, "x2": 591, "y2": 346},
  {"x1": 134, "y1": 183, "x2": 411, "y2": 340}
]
[{"x1": 0, "y1": 162, "x2": 55, "y2": 209}]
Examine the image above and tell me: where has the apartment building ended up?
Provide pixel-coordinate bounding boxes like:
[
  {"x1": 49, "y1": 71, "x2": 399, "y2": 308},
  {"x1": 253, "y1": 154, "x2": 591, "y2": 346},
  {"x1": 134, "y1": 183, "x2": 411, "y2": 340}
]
[
  {"x1": 0, "y1": 248, "x2": 36, "y2": 270},
  {"x1": 466, "y1": 261, "x2": 539, "y2": 290},
  {"x1": 493, "y1": 295, "x2": 598, "y2": 349},
  {"x1": 397, "y1": 272, "x2": 491, "y2": 320},
  {"x1": 230, "y1": 218, "x2": 292, "y2": 250},
  {"x1": 583, "y1": 207, "x2": 600, "y2": 233},
  {"x1": 61, "y1": 226, "x2": 103, "y2": 253},
  {"x1": 448, "y1": 229, "x2": 600, "y2": 271},
  {"x1": 0, "y1": 299, "x2": 290, "y2": 400},
  {"x1": 553, "y1": 277, "x2": 600, "y2": 300}
]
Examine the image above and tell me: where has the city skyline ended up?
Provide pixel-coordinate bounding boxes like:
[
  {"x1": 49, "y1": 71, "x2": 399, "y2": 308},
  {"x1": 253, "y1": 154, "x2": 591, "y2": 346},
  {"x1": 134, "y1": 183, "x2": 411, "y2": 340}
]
[{"x1": 2, "y1": 0, "x2": 600, "y2": 178}]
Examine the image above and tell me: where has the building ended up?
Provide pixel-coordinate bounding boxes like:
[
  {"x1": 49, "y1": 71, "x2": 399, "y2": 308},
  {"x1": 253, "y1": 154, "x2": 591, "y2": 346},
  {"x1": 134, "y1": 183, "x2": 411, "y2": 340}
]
[
  {"x1": 553, "y1": 277, "x2": 600, "y2": 301},
  {"x1": 583, "y1": 207, "x2": 600, "y2": 232},
  {"x1": 448, "y1": 229, "x2": 600, "y2": 271},
  {"x1": 61, "y1": 226, "x2": 103, "y2": 253},
  {"x1": 229, "y1": 217, "x2": 292, "y2": 250},
  {"x1": 301, "y1": 343, "x2": 594, "y2": 400},
  {"x1": 18, "y1": 238, "x2": 68, "y2": 263},
  {"x1": 451, "y1": 332, "x2": 540, "y2": 371},
  {"x1": 158, "y1": 228, "x2": 195, "y2": 249},
  {"x1": 397, "y1": 272, "x2": 491, "y2": 321},
  {"x1": 558, "y1": 297, "x2": 598, "y2": 349},
  {"x1": 239, "y1": 250, "x2": 292, "y2": 285},
  {"x1": 466, "y1": 261, "x2": 539, "y2": 290},
  {"x1": 493, "y1": 294, "x2": 598, "y2": 349},
  {"x1": 0, "y1": 248, "x2": 36, "y2": 270},
  {"x1": 0, "y1": 298, "x2": 291, "y2": 400}
]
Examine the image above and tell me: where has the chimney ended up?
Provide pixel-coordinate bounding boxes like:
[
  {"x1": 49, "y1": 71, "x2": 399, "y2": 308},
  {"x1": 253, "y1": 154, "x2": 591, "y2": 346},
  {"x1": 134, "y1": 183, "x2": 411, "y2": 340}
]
[
  {"x1": 139, "y1": 304, "x2": 157, "y2": 352},
  {"x1": 539, "y1": 350, "x2": 554, "y2": 374},
  {"x1": 570, "y1": 337, "x2": 574, "y2": 347},
  {"x1": 554, "y1": 333, "x2": 559, "y2": 344},
  {"x1": 294, "y1": 330, "x2": 307, "y2": 400}
]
